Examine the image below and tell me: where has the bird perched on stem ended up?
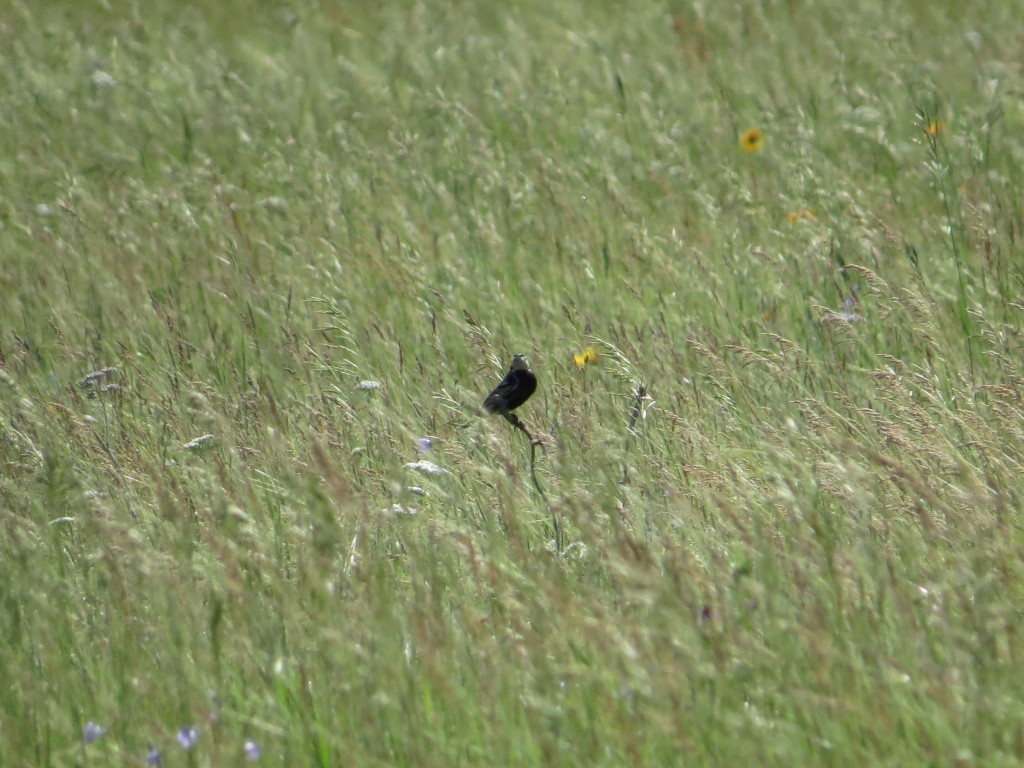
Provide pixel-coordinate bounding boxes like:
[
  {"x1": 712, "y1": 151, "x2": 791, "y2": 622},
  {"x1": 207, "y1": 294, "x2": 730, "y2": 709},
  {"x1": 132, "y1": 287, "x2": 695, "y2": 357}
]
[{"x1": 483, "y1": 354, "x2": 538, "y2": 441}]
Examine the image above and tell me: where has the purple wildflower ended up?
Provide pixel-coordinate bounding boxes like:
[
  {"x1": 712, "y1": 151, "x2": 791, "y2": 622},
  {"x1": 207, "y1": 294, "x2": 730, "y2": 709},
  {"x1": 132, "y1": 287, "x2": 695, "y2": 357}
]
[
  {"x1": 244, "y1": 739, "x2": 261, "y2": 761},
  {"x1": 416, "y1": 437, "x2": 432, "y2": 455},
  {"x1": 176, "y1": 726, "x2": 199, "y2": 750},
  {"x1": 84, "y1": 722, "x2": 105, "y2": 744},
  {"x1": 146, "y1": 742, "x2": 163, "y2": 766}
]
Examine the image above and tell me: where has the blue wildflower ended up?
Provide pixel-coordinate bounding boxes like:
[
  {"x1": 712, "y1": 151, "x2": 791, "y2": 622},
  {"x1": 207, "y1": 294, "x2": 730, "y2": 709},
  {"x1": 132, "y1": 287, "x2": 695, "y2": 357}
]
[
  {"x1": 146, "y1": 742, "x2": 163, "y2": 766},
  {"x1": 416, "y1": 437, "x2": 432, "y2": 455}
]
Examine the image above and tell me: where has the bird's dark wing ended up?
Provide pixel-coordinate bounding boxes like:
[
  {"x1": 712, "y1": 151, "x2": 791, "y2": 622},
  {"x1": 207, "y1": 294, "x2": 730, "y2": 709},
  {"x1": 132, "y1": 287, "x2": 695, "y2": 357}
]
[
  {"x1": 483, "y1": 371, "x2": 519, "y2": 413},
  {"x1": 484, "y1": 370, "x2": 536, "y2": 413}
]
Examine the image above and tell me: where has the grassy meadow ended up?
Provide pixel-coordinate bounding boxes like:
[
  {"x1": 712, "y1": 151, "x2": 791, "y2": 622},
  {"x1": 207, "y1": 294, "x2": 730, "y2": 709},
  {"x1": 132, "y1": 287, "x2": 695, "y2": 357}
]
[{"x1": 3, "y1": 0, "x2": 1024, "y2": 764}]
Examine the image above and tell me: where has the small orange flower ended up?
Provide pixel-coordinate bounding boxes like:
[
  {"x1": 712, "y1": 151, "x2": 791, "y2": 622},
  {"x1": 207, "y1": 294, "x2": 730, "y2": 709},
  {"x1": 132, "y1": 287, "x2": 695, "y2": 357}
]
[
  {"x1": 925, "y1": 120, "x2": 945, "y2": 138},
  {"x1": 573, "y1": 347, "x2": 600, "y2": 367},
  {"x1": 787, "y1": 208, "x2": 817, "y2": 224},
  {"x1": 739, "y1": 127, "x2": 764, "y2": 153}
]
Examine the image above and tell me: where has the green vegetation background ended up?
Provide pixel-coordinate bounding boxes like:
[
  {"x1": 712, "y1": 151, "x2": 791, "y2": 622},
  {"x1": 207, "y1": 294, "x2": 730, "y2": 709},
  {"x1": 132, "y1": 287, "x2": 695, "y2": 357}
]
[{"x1": 3, "y1": 0, "x2": 1024, "y2": 764}]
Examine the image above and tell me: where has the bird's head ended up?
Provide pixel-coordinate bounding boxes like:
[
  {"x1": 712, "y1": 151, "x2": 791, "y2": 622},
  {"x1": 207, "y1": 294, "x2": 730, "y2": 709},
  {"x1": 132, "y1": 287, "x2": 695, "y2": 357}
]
[{"x1": 510, "y1": 354, "x2": 531, "y2": 371}]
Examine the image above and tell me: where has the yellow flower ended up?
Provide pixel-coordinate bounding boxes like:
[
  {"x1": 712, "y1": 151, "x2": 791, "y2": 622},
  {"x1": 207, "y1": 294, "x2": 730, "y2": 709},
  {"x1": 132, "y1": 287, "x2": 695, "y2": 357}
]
[
  {"x1": 739, "y1": 127, "x2": 764, "y2": 153},
  {"x1": 786, "y1": 208, "x2": 817, "y2": 224},
  {"x1": 573, "y1": 346, "x2": 600, "y2": 367},
  {"x1": 925, "y1": 120, "x2": 945, "y2": 138}
]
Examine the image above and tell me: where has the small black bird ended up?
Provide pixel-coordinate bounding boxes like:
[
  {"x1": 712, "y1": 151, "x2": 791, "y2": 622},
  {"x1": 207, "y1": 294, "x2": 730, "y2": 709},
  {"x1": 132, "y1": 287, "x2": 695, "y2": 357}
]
[{"x1": 483, "y1": 354, "x2": 537, "y2": 416}]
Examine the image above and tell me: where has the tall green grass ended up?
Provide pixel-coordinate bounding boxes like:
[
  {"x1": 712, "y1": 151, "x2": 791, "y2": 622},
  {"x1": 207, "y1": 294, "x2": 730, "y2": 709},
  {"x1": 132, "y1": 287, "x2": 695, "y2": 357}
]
[{"x1": 2, "y1": 0, "x2": 1024, "y2": 764}]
